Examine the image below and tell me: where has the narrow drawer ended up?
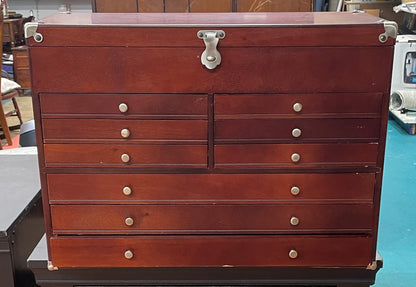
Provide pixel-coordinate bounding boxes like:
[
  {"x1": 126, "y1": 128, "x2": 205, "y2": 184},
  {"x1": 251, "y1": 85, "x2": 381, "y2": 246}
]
[
  {"x1": 215, "y1": 118, "x2": 380, "y2": 142},
  {"x1": 42, "y1": 119, "x2": 207, "y2": 143},
  {"x1": 215, "y1": 143, "x2": 378, "y2": 168},
  {"x1": 50, "y1": 235, "x2": 373, "y2": 267},
  {"x1": 47, "y1": 173, "x2": 375, "y2": 204},
  {"x1": 50, "y1": 204, "x2": 373, "y2": 234},
  {"x1": 43, "y1": 144, "x2": 207, "y2": 168},
  {"x1": 215, "y1": 93, "x2": 382, "y2": 117},
  {"x1": 39, "y1": 94, "x2": 208, "y2": 118}
]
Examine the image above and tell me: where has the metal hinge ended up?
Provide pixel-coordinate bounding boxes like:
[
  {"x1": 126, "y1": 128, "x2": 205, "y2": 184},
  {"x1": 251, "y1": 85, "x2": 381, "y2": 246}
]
[
  {"x1": 379, "y1": 21, "x2": 398, "y2": 43},
  {"x1": 24, "y1": 22, "x2": 44, "y2": 43}
]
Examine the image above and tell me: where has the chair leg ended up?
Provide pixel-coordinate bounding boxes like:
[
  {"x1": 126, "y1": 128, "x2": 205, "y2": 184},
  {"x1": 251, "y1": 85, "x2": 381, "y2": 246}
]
[
  {"x1": 11, "y1": 97, "x2": 23, "y2": 125},
  {"x1": 0, "y1": 103, "x2": 13, "y2": 146}
]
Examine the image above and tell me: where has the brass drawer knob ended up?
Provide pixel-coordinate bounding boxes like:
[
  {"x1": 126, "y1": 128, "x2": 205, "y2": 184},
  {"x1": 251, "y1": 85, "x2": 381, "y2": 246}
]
[
  {"x1": 123, "y1": 186, "x2": 132, "y2": 196},
  {"x1": 125, "y1": 217, "x2": 134, "y2": 226},
  {"x1": 292, "y1": 128, "x2": 302, "y2": 138},
  {"x1": 289, "y1": 249, "x2": 298, "y2": 259},
  {"x1": 290, "y1": 216, "x2": 300, "y2": 226},
  {"x1": 124, "y1": 250, "x2": 134, "y2": 259},
  {"x1": 119, "y1": 103, "x2": 129, "y2": 113},
  {"x1": 291, "y1": 153, "x2": 300, "y2": 163},
  {"x1": 293, "y1": 102, "x2": 303, "y2": 113},
  {"x1": 121, "y1": 128, "x2": 131, "y2": 138},
  {"x1": 290, "y1": 186, "x2": 300, "y2": 196},
  {"x1": 121, "y1": 153, "x2": 130, "y2": 163}
]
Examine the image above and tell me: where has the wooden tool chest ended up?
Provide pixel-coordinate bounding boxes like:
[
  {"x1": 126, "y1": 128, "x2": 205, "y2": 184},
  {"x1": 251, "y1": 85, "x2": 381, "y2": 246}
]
[{"x1": 26, "y1": 12, "x2": 395, "y2": 274}]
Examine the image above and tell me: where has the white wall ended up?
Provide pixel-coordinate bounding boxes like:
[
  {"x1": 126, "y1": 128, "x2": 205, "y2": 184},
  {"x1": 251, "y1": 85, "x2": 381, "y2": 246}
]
[{"x1": 7, "y1": 0, "x2": 92, "y2": 19}]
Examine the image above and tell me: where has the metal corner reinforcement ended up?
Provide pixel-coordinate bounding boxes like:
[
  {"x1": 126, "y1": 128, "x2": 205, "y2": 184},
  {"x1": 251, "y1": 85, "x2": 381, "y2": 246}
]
[
  {"x1": 24, "y1": 22, "x2": 44, "y2": 43},
  {"x1": 379, "y1": 21, "x2": 398, "y2": 43}
]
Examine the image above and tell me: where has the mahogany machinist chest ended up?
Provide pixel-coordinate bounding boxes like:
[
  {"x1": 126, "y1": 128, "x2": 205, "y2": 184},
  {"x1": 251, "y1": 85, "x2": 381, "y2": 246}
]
[{"x1": 26, "y1": 12, "x2": 395, "y2": 282}]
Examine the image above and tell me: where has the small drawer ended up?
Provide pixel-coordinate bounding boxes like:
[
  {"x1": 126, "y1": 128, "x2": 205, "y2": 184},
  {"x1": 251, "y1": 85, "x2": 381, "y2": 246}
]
[
  {"x1": 215, "y1": 143, "x2": 378, "y2": 168},
  {"x1": 215, "y1": 93, "x2": 382, "y2": 117},
  {"x1": 42, "y1": 119, "x2": 207, "y2": 143},
  {"x1": 215, "y1": 118, "x2": 380, "y2": 142},
  {"x1": 40, "y1": 94, "x2": 208, "y2": 118},
  {"x1": 50, "y1": 204, "x2": 373, "y2": 234},
  {"x1": 43, "y1": 144, "x2": 207, "y2": 168},
  {"x1": 47, "y1": 173, "x2": 375, "y2": 204},
  {"x1": 50, "y1": 235, "x2": 373, "y2": 267}
]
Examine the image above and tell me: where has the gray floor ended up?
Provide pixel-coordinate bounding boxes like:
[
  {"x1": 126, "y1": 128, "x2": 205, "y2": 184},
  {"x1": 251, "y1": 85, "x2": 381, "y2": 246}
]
[{"x1": 374, "y1": 119, "x2": 416, "y2": 286}]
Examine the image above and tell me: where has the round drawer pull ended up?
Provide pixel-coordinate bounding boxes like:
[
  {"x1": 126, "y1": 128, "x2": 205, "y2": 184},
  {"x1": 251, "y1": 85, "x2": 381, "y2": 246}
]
[
  {"x1": 121, "y1": 128, "x2": 131, "y2": 138},
  {"x1": 290, "y1": 186, "x2": 300, "y2": 196},
  {"x1": 123, "y1": 186, "x2": 132, "y2": 196},
  {"x1": 124, "y1": 250, "x2": 134, "y2": 259},
  {"x1": 290, "y1": 216, "x2": 300, "y2": 226},
  {"x1": 289, "y1": 249, "x2": 298, "y2": 259},
  {"x1": 293, "y1": 102, "x2": 303, "y2": 113},
  {"x1": 125, "y1": 217, "x2": 134, "y2": 226},
  {"x1": 291, "y1": 153, "x2": 300, "y2": 163},
  {"x1": 119, "y1": 103, "x2": 129, "y2": 113},
  {"x1": 121, "y1": 153, "x2": 130, "y2": 163},
  {"x1": 292, "y1": 128, "x2": 302, "y2": 138}
]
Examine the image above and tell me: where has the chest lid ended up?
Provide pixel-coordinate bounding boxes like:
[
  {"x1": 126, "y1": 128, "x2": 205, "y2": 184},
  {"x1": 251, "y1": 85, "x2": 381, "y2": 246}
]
[{"x1": 25, "y1": 12, "x2": 397, "y2": 48}]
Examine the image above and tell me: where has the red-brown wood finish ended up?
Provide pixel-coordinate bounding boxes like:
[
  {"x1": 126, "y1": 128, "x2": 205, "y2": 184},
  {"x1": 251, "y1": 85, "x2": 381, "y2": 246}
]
[
  {"x1": 50, "y1": 235, "x2": 373, "y2": 268},
  {"x1": 42, "y1": 119, "x2": 207, "y2": 142},
  {"x1": 43, "y1": 144, "x2": 207, "y2": 168},
  {"x1": 215, "y1": 118, "x2": 380, "y2": 142},
  {"x1": 30, "y1": 46, "x2": 392, "y2": 94},
  {"x1": 39, "y1": 94, "x2": 208, "y2": 118},
  {"x1": 27, "y1": 12, "x2": 394, "y2": 269},
  {"x1": 46, "y1": 173, "x2": 375, "y2": 203},
  {"x1": 214, "y1": 93, "x2": 383, "y2": 117},
  {"x1": 50, "y1": 204, "x2": 373, "y2": 234},
  {"x1": 215, "y1": 143, "x2": 379, "y2": 168}
]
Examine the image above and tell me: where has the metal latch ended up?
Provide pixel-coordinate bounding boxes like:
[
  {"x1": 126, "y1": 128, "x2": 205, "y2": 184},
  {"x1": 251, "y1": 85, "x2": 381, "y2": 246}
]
[{"x1": 197, "y1": 30, "x2": 225, "y2": 70}]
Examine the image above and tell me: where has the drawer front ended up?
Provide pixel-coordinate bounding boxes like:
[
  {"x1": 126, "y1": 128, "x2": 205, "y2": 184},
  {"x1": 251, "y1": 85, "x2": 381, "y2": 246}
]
[
  {"x1": 42, "y1": 119, "x2": 207, "y2": 142},
  {"x1": 50, "y1": 204, "x2": 373, "y2": 234},
  {"x1": 47, "y1": 173, "x2": 375, "y2": 203},
  {"x1": 50, "y1": 235, "x2": 373, "y2": 267},
  {"x1": 39, "y1": 94, "x2": 208, "y2": 118},
  {"x1": 215, "y1": 143, "x2": 378, "y2": 168},
  {"x1": 215, "y1": 118, "x2": 380, "y2": 142},
  {"x1": 32, "y1": 47, "x2": 391, "y2": 94},
  {"x1": 43, "y1": 144, "x2": 207, "y2": 168},
  {"x1": 215, "y1": 93, "x2": 382, "y2": 116}
]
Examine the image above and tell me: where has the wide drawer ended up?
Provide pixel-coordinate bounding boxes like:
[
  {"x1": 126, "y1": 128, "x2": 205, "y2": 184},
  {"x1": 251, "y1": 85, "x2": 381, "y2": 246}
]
[
  {"x1": 43, "y1": 144, "x2": 207, "y2": 168},
  {"x1": 49, "y1": 235, "x2": 373, "y2": 267},
  {"x1": 50, "y1": 204, "x2": 373, "y2": 234},
  {"x1": 47, "y1": 173, "x2": 375, "y2": 204},
  {"x1": 39, "y1": 94, "x2": 208, "y2": 118},
  {"x1": 215, "y1": 93, "x2": 383, "y2": 117},
  {"x1": 215, "y1": 143, "x2": 378, "y2": 168},
  {"x1": 215, "y1": 118, "x2": 380, "y2": 142},
  {"x1": 42, "y1": 119, "x2": 207, "y2": 143}
]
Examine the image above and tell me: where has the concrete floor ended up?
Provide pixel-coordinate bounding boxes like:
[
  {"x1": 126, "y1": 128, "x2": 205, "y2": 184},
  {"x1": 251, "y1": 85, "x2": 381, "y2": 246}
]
[{"x1": 374, "y1": 119, "x2": 416, "y2": 286}]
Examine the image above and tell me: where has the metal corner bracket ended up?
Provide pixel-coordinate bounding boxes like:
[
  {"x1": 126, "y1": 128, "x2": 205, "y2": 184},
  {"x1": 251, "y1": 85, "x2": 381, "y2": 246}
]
[
  {"x1": 24, "y1": 22, "x2": 44, "y2": 43},
  {"x1": 366, "y1": 260, "x2": 378, "y2": 270},
  {"x1": 47, "y1": 260, "x2": 59, "y2": 271},
  {"x1": 379, "y1": 21, "x2": 398, "y2": 43}
]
